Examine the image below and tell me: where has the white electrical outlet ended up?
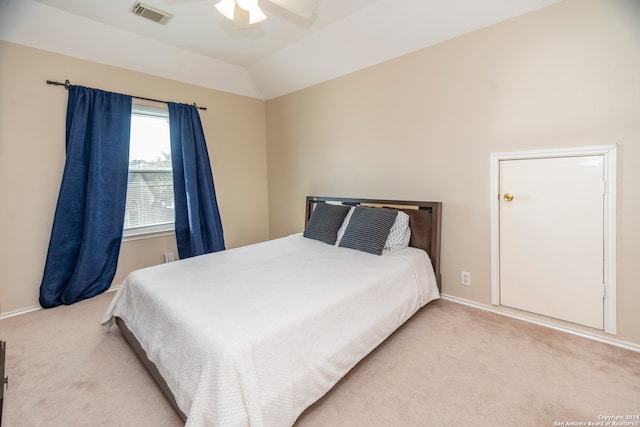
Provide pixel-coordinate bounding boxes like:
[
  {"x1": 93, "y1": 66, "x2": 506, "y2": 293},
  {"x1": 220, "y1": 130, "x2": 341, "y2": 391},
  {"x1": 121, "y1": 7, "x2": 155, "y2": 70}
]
[
  {"x1": 164, "y1": 252, "x2": 175, "y2": 263},
  {"x1": 460, "y1": 271, "x2": 471, "y2": 286}
]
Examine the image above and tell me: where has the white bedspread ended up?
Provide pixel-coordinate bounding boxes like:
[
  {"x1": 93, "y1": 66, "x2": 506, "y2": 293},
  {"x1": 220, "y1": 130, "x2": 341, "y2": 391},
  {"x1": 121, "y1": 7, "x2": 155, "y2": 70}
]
[{"x1": 102, "y1": 235, "x2": 439, "y2": 427}]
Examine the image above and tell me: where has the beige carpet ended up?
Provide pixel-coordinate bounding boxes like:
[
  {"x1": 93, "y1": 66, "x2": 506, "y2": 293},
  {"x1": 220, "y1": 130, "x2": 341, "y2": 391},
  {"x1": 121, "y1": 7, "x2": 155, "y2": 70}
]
[{"x1": 2, "y1": 292, "x2": 639, "y2": 426}]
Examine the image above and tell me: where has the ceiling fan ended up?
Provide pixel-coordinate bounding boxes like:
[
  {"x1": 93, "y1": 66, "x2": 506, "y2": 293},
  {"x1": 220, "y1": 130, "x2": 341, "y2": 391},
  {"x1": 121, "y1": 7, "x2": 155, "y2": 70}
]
[{"x1": 214, "y1": 0, "x2": 318, "y2": 25}]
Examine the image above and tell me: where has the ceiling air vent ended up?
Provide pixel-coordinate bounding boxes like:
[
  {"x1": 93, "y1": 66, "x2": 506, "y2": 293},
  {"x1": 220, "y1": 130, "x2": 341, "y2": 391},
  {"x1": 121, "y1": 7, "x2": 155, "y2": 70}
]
[{"x1": 130, "y1": 2, "x2": 173, "y2": 25}]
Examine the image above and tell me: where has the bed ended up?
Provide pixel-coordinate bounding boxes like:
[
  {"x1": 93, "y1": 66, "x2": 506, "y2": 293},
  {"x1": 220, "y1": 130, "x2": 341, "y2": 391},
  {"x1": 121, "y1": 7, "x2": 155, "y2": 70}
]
[{"x1": 102, "y1": 196, "x2": 442, "y2": 426}]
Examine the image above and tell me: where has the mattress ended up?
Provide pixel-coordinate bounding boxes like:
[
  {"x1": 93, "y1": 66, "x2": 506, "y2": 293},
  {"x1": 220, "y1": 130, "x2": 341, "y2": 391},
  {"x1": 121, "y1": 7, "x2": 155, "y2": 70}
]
[{"x1": 101, "y1": 234, "x2": 439, "y2": 426}]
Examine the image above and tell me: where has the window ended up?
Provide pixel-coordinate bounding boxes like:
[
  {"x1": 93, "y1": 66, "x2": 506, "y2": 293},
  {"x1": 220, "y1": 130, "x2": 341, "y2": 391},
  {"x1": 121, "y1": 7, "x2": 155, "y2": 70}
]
[{"x1": 123, "y1": 105, "x2": 174, "y2": 239}]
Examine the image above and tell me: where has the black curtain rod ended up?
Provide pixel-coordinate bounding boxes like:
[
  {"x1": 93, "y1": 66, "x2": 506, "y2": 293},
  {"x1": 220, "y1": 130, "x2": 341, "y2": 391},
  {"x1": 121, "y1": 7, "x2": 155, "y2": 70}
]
[{"x1": 46, "y1": 79, "x2": 207, "y2": 111}]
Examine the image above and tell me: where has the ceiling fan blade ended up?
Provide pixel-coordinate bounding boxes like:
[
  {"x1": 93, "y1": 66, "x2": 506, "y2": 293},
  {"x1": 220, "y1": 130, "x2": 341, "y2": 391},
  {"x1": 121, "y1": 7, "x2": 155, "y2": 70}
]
[{"x1": 267, "y1": 0, "x2": 318, "y2": 19}]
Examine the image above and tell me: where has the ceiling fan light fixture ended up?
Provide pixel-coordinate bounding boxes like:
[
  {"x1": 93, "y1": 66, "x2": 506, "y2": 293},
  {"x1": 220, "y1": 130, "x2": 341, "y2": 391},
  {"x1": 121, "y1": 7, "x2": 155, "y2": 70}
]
[
  {"x1": 216, "y1": 0, "x2": 266, "y2": 24},
  {"x1": 215, "y1": 0, "x2": 236, "y2": 21},
  {"x1": 236, "y1": 0, "x2": 256, "y2": 10},
  {"x1": 248, "y1": 5, "x2": 267, "y2": 24},
  {"x1": 236, "y1": 0, "x2": 266, "y2": 24}
]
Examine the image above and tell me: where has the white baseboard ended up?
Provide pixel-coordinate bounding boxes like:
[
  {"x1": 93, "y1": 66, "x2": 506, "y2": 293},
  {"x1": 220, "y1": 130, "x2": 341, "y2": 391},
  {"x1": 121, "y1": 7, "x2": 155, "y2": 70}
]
[
  {"x1": 0, "y1": 304, "x2": 41, "y2": 320},
  {"x1": 0, "y1": 287, "x2": 119, "y2": 320},
  {"x1": 440, "y1": 293, "x2": 640, "y2": 353}
]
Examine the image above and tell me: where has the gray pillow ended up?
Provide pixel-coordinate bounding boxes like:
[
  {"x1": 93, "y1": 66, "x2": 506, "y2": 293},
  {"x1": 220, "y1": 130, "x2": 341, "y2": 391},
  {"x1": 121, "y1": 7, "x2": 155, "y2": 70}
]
[
  {"x1": 303, "y1": 202, "x2": 351, "y2": 245},
  {"x1": 339, "y1": 206, "x2": 398, "y2": 255}
]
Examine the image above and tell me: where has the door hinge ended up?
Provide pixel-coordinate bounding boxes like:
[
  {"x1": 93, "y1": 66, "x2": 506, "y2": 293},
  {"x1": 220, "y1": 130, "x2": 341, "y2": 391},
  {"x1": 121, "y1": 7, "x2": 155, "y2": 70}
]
[{"x1": 602, "y1": 283, "x2": 606, "y2": 299}]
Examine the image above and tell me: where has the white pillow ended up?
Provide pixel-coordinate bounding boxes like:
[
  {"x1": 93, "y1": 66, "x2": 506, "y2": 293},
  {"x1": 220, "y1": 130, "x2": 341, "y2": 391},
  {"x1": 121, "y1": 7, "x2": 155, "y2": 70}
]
[
  {"x1": 384, "y1": 211, "x2": 411, "y2": 250},
  {"x1": 335, "y1": 207, "x2": 355, "y2": 245}
]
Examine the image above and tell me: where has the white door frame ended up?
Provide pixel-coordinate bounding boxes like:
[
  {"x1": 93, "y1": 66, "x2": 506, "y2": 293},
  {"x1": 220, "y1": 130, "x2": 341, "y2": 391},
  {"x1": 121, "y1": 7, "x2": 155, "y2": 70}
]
[{"x1": 490, "y1": 145, "x2": 617, "y2": 334}]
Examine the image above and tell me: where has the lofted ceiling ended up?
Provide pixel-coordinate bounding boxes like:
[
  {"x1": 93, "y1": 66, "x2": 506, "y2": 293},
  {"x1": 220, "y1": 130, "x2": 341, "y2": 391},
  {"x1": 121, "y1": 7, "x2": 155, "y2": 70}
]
[{"x1": 0, "y1": 0, "x2": 562, "y2": 99}]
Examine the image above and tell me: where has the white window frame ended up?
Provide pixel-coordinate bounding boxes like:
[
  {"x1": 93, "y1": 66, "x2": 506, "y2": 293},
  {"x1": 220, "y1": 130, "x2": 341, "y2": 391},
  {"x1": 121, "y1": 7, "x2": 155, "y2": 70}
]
[{"x1": 123, "y1": 105, "x2": 175, "y2": 242}]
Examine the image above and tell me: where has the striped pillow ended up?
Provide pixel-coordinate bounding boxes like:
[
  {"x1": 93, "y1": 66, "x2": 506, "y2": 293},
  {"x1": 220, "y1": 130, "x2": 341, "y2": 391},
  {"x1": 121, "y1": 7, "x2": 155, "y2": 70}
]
[
  {"x1": 303, "y1": 202, "x2": 351, "y2": 245},
  {"x1": 339, "y1": 206, "x2": 398, "y2": 255}
]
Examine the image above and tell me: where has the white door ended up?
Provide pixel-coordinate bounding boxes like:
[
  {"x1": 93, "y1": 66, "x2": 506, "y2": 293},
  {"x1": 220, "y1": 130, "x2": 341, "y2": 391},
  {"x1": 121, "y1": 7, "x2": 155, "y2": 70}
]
[{"x1": 499, "y1": 156, "x2": 605, "y2": 330}]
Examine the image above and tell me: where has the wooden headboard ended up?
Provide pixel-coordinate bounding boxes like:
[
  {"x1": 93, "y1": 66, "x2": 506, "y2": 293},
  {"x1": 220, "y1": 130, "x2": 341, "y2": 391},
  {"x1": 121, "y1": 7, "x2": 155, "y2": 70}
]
[{"x1": 305, "y1": 196, "x2": 442, "y2": 290}]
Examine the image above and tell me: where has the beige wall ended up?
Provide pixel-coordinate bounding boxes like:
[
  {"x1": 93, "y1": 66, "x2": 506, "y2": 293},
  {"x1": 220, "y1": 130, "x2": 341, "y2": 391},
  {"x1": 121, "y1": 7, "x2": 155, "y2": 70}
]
[
  {"x1": 266, "y1": 0, "x2": 640, "y2": 344},
  {"x1": 0, "y1": 41, "x2": 269, "y2": 314}
]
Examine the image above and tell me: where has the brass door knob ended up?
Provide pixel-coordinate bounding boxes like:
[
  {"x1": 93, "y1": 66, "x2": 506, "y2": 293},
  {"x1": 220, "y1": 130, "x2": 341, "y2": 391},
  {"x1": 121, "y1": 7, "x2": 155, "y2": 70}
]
[{"x1": 503, "y1": 193, "x2": 514, "y2": 202}]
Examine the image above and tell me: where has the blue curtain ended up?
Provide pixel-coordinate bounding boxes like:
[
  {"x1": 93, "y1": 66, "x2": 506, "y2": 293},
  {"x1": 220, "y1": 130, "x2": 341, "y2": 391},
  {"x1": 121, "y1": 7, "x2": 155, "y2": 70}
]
[
  {"x1": 39, "y1": 86, "x2": 132, "y2": 308},
  {"x1": 169, "y1": 103, "x2": 225, "y2": 258}
]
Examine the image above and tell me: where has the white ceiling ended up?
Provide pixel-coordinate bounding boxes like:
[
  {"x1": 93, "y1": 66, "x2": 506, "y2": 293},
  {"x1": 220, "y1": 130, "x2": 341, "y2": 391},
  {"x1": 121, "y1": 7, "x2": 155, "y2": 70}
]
[{"x1": 0, "y1": 0, "x2": 562, "y2": 99}]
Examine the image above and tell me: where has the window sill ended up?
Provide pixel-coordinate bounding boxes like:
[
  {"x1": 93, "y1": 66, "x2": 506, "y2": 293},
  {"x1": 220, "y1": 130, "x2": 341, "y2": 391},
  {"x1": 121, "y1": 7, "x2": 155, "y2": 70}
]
[{"x1": 122, "y1": 227, "x2": 175, "y2": 242}]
